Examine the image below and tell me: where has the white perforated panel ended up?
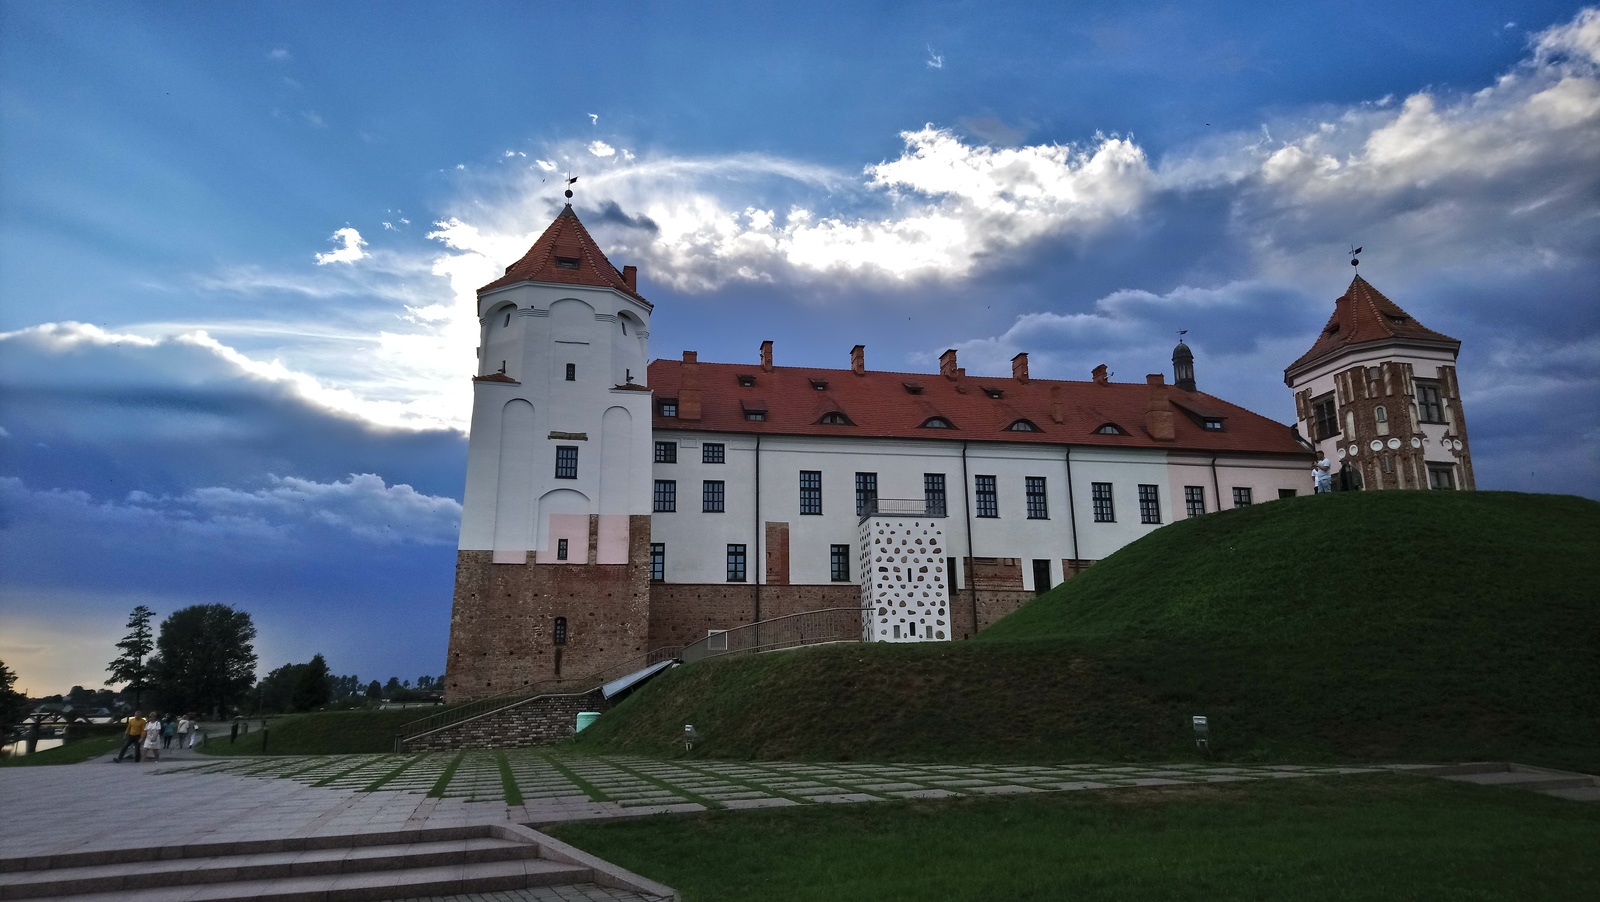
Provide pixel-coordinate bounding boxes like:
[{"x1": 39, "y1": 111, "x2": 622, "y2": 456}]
[{"x1": 858, "y1": 518, "x2": 950, "y2": 642}]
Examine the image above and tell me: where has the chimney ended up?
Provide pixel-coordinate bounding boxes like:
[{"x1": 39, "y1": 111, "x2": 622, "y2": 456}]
[
  {"x1": 1145, "y1": 374, "x2": 1175, "y2": 441},
  {"x1": 622, "y1": 265, "x2": 637, "y2": 292},
  {"x1": 851, "y1": 344, "x2": 865, "y2": 376},
  {"x1": 760, "y1": 340, "x2": 774, "y2": 373},
  {"x1": 1011, "y1": 352, "x2": 1030, "y2": 384},
  {"x1": 939, "y1": 349, "x2": 959, "y2": 380},
  {"x1": 1092, "y1": 364, "x2": 1110, "y2": 385},
  {"x1": 1049, "y1": 385, "x2": 1065, "y2": 424},
  {"x1": 679, "y1": 351, "x2": 702, "y2": 421}
]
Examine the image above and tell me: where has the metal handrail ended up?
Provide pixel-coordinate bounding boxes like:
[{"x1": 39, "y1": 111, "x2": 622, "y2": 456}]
[
  {"x1": 394, "y1": 644, "x2": 682, "y2": 744},
  {"x1": 859, "y1": 498, "x2": 945, "y2": 521},
  {"x1": 680, "y1": 607, "x2": 861, "y2": 664}
]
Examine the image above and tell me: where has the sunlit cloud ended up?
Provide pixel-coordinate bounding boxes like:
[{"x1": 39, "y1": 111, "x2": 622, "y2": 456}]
[
  {"x1": 314, "y1": 227, "x2": 368, "y2": 265},
  {"x1": 588, "y1": 140, "x2": 616, "y2": 157}
]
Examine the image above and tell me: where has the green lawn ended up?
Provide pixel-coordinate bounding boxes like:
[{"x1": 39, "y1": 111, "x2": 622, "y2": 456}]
[
  {"x1": 0, "y1": 734, "x2": 122, "y2": 766},
  {"x1": 549, "y1": 774, "x2": 1600, "y2": 902},
  {"x1": 197, "y1": 707, "x2": 456, "y2": 756},
  {"x1": 573, "y1": 491, "x2": 1600, "y2": 770}
]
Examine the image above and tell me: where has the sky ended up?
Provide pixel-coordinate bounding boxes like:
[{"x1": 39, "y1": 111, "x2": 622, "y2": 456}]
[{"x1": 2, "y1": 1, "x2": 1597, "y2": 695}]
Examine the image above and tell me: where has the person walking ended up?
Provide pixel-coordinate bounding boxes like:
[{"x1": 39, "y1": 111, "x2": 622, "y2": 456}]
[
  {"x1": 161, "y1": 716, "x2": 176, "y2": 750},
  {"x1": 188, "y1": 714, "x2": 203, "y2": 748},
  {"x1": 141, "y1": 712, "x2": 163, "y2": 763},
  {"x1": 113, "y1": 711, "x2": 146, "y2": 763},
  {"x1": 176, "y1": 714, "x2": 192, "y2": 750},
  {"x1": 1313, "y1": 452, "x2": 1333, "y2": 494}
]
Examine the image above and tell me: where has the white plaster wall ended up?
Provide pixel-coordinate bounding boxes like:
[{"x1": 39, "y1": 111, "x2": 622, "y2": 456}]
[{"x1": 457, "y1": 281, "x2": 653, "y2": 555}]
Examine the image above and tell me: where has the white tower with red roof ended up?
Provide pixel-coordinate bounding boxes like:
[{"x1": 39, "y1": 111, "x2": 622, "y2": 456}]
[
  {"x1": 1284, "y1": 275, "x2": 1474, "y2": 491},
  {"x1": 445, "y1": 205, "x2": 657, "y2": 701}
]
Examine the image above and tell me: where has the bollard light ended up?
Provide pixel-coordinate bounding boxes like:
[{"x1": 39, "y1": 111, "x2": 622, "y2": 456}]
[
  {"x1": 683, "y1": 724, "x2": 698, "y2": 751},
  {"x1": 1191, "y1": 715, "x2": 1210, "y2": 756}
]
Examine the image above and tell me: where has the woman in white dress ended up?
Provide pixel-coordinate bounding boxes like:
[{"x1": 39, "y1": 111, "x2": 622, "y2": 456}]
[{"x1": 142, "y1": 712, "x2": 163, "y2": 763}]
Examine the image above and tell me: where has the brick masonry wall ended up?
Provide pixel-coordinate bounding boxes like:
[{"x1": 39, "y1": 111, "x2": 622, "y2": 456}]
[
  {"x1": 648, "y1": 584, "x2": 860, "y2": 648},
  {"x1": 445, "y1": 514, "x2": 653, "y2": 702},
  {"x1": 406, "y1": 689, "x2": 610, "y2": 751}
]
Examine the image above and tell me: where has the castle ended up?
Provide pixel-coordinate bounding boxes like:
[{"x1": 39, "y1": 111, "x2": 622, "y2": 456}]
[{"x1": 443, "y1": 206, "x2": 1470, "y2": 701}]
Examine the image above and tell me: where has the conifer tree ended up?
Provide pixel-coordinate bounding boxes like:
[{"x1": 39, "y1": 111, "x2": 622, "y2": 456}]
[{"x1": 105, "y1": 605, "x2": 155, "y2": 707}]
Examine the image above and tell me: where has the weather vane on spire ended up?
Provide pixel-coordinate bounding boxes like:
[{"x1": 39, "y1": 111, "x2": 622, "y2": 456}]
[
  {"x1": 1349, "y1": 244, "x2": 1363, "y2": 268},
  {"x1": 1177, "y1": 329, "x2": 1188, "y2": 340},
  {"x1": 563, "y1": 175, "x2": 578, "y2": 200}
]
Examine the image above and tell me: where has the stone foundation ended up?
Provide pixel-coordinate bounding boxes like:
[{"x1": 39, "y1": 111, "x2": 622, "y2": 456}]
[{"x1": 405, "y1": 689, "x2": 610, "y2": 751}]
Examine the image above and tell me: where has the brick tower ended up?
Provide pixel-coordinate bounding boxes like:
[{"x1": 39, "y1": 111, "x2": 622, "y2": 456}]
[
  {"x1": 1284, "y1": 275, "x2": 1474, "y2": 492},
  {"x1": 444, "y1": 206, "x2": 656, "y2": 701}
]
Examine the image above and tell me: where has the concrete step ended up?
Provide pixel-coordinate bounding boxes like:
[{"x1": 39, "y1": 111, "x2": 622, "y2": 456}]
[
  {"x1": 1443, "y1": 771, "x2": 1598, "y2": 792},
  {"x1": 0, "y1": 826, "x2": 593, "y2": 901}
]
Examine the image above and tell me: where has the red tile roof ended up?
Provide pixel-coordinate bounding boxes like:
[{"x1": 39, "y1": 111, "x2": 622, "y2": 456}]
[
  {"x1": 649, "y1": 358, "x2": 1308, "y2": 456},
  {"x1": 1285, "y1": 275, "x2": 1458, "y2": 379},
  {"x1": 478, "y1": 205, "x2": 649, "y2": 305}
]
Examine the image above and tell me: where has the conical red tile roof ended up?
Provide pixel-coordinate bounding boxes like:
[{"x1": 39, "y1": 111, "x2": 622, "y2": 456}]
[
  {"x1": 478, "y1": 204, "x2": 648, "y2": 304},
  {"x1": 1285, "y1": 275, "x2": 1458, "y2": 378}
]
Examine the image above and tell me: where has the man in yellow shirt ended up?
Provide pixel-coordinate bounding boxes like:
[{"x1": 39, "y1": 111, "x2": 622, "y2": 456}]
[{"x1": 114, "y1": 712, "x2": 146, "y2": 763}]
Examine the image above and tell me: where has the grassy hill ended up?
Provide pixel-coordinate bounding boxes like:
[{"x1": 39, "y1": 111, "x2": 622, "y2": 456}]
[
  {"x1": 197, "y1": 707, "x2": 454, "y2": 756},
  {"x1": 574, "y1": 492, "x2": 1600, "y2": 770}
]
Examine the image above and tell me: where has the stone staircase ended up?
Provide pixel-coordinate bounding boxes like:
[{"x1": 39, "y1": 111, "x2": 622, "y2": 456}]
[{"x1": 0, "y1": 824, "x2": 673, "y2": 901}]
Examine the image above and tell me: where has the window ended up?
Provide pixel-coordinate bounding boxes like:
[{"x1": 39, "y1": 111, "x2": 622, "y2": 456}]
[
  {"x1": 1092, "y1": 483, "x2": 1115, "y2": 523},
  {"x1": 830, "y1": 544, "x2": 851, "y2": 582},
  {"x1": 1417, "y1": 380, "x2": 1446, "y2": 423},
  {"x1": 504, "y1": 312, "x2": 511, "y2": 327},
  {"x1": 556, "y1": 538, "x2": 569, "y2": 561},
  {"x1": 948, "y1": 556, "x2": 959, "y2": 589},
  {"x1": 737, "y1": 374, "x2": 756, "y2": 387},
  {"x1": 819, "y1": 412, "x2": 851, "y2": 425},
  {"x1": 707, "y1": 630, "x2": 728, "y2": 651},
  {"x1": 654, "y1": 441, "x2": 677, "y2": 463},
  {"x1": 1233, "y1": 487, "x2": 1253, "y2": 507},
  {"x1": 703, "y1": 480, "x2": 725, "y2": 512},
  {"x1": 903, "y1": 382, "x2": 924, "y2": 394},
  {"x1": 653, "y1": 479, "x2": 677, "y2": 512},
  {"x1": 745, "y1": 410, "x2": 767, "y2": 422},
  {"x1": 924, "y1": 474, "x2": 947, "y2": 517},
  {"x1": 702, "y1": 442, "x2": 725, "y2": 464},
  {"x1": 553, "y1": 617, "x2": 567, "y2": 645},
  {"x1": 810, "y1": 378, "x2": 829, "y2": 390},
  {"x1": 1007, "y1": 419, "x2": 1041, "y2": 432},
  {"x1": 856, "y1": 472, "x2": 878, "y2": 516},
  {"x1": 975, "y1": 475, "x2": 998, "y2": 518},
  {"x1": 1278, "y1": 489, "x2": 1298, "y2": 499},
  {"x1": 1375, "y1": 406, "x2": 1388, "y2": 425},
  {"x1": 649, "y1": 543, "x2": 664, "y2": 581},
  {"x1": 799, "y1": 471, "x2": 822, "y2": 515},
  {"x1": 554, "y1": 256, "x2": 579, "y2": 270},
  {"x1": 1185, "y1": 486, "x2": 1206, "y2": 518},
  {"x1": 1094, "y1": 423, "x2": 1125, "y2": 435},
  {"x1": 565, "y1": 363, "x2": 575, "y2": 382},
  {"x1": 1429, "y1": 466, "x2": 1456, "y2": 490},
  {"x1": 1312, "y1": 393, "x2": 1339, "y2": 441},
  {"x1": 554, "y1": 446, "x2": 578, "y2": 479},
  {"x1": 726, "y1": 544, "x2": 746, "y2": 582},
  {"x1": 1203, "y1": 418, "x2": 1224, "y2": 431},
  {"x1": 1138, "y1": 484, "x2": 1161, "y2": 524},
  {"x1": 984, "y1": 387, "x2": 1004, "y2": 399},
  {"x1": 921, "y1": 417, "x2": 954, "y2": 429},
  {"x1": 1026, "y1": 477, "x2": 1048, "y2": 519},
  {"x1": 660, "y1": 399, "x2": 678, "y2": 417}
]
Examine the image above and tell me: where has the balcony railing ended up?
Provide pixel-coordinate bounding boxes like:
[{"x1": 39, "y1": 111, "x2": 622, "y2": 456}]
[
  {"x1": 858, "y1": 498, "x2": 946, "y2": 521},
  {"x1": 681, "y1": 607, "x2": 862, "y2": 664}
]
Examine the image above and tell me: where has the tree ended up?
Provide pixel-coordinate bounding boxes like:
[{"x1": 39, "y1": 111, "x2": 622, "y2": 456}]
[
  {"x1": 291, "y1": 654, "x2": 332, "y2": 712},
  {"x1": 0, "y1": 660, "x2": 27, "y2": 739},
  {"x1": 105, "y1": 605, "x2": 156, "y2": 707},
  {"x1": 255, "y1": 662, "x2": 306, "y2": 714},
  {"x1": 151, "y1": 604, "x2": 258, "y2": 717},
  {"x1": 366, "y1": 680, "x2": 381, "y2": 700},
  {"x1": 384, "y1": 676, "x2": 402, "y2": 696}
]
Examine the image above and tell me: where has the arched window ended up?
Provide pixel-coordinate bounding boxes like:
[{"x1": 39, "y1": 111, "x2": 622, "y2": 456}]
[
  {"x1": 1375, "y1": 405, "x2": 1387, "y2": 424},
  {"x1": 921, "y1": 417, "x2": 955, "y2": 429},
  {"x1": 553, "y1": 617, "x2": 568, "y2": 646},
  {"x1": 504, "y1": 312, "x2": 511, "y2": 327},
  {"x1": 1094, "y1": 423, "x2": 1126, "y2": 435},
  {"x1": 1007, "y1": 419, "x2": 1041, "y2": 432},
  {"x1": 818, "y1": 412, "x2": 852, "y2": 426}
]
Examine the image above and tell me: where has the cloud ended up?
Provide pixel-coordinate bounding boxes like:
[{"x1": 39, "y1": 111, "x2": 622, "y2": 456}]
[
  {"x1": 588, "y1": 140, "x2": 616, "y2": 158},
  {"x1": 589, "y1": 113, "x2": 599, "y2": 125},
  {"x1": 535, "y1": 159, "x2": 557, "y2": 172},
  {"x1": 268, "y1": 47, "x2": 291, "y2": 62},
  {"x1": 314, "y1": 227, "x2": 368, "y2": 265},
  {"x1": 926, "y1": 44, "x2": 944, "y2": 69}
]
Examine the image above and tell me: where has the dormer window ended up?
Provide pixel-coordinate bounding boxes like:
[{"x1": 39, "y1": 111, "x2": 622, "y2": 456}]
[
  {"x1": 984, "y1": 387, "x2": 1005, "y2": 399},
  {"x1": 1387, "y1": 314, "x2": 1408, "y2": 325},
  {"x1": 737, "y1": 374, "x2": 756, "y2": 387},
  {"x1": 903, "y1": 382, "x2": 924, "y2": 395},
  {"x1": 660, "y1": 399, "x2": 678, "y2": 418},
  {"x1": 1203, "y1": 419, "x2": 1224, "y2": 431},
  {"x1": 1094, "y1": 423, "x2": 1126, "y2": 435},
  {"x1": 741, "y1": 399, "x2": 768, "y2": 422},
  {"x1": 810, "y1": 378, "x2": 829, "y2": 391},
  {"x1": 818, "y1": 412, "x2": 852, "y2": 426},
  {"x1": 1007, "y1": 419, "x2": 1041, "y2": 432},
  {"x1": 921, "y1": 417, "x2": 955, "y2": 429},
  {"x1": 1325, "y1": 322, "x2": 1340, "y2": 335},
  {"x1": 746, "y1": 411, "x2": 767, "y2": 421},
  {"x1": 555, "y1": 256, "x2": 579, "y2": 270}
]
